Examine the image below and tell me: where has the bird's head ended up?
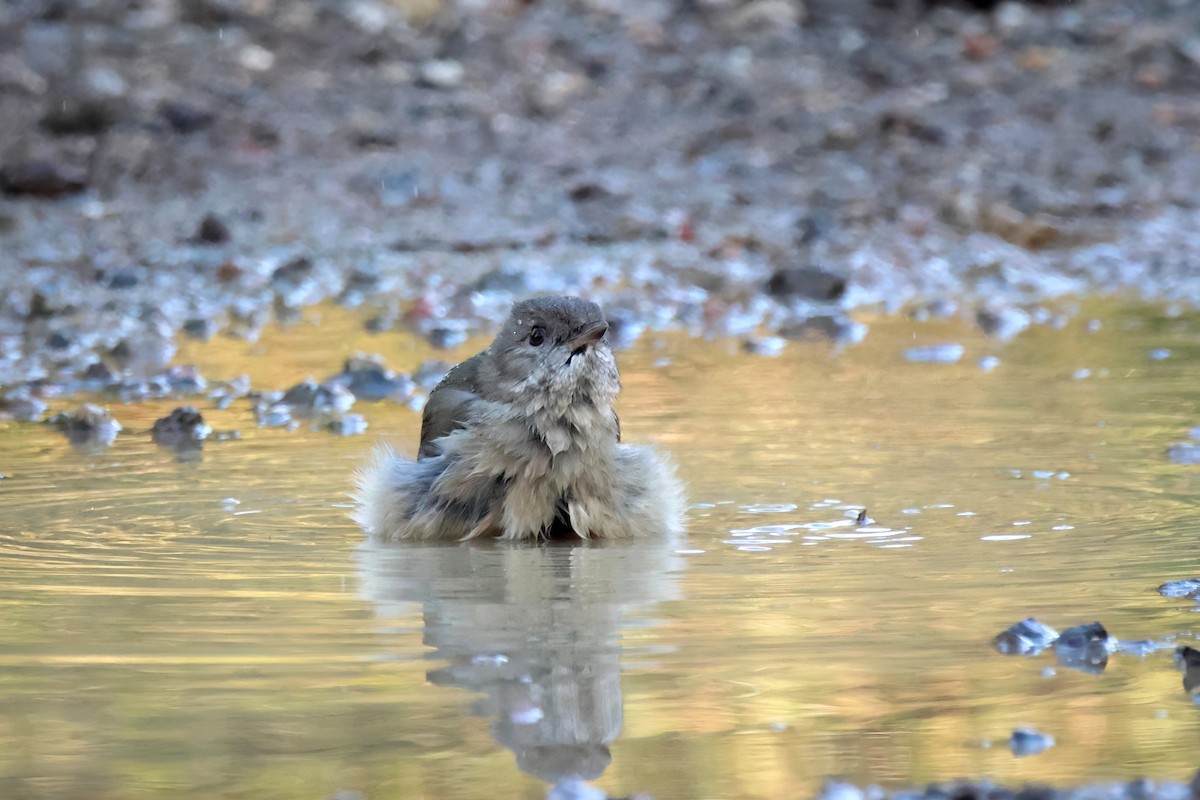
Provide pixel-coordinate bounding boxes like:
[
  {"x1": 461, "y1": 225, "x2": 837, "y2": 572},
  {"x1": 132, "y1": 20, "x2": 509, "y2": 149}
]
[{"x1": 483, "y1": 296, "x2": 619, "y2": 410}]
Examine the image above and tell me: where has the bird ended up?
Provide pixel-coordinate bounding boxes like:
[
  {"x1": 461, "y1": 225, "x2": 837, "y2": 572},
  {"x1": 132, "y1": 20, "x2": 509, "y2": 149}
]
[{"x1": 354, "y1": 296, "x2": 685, "y2": 541}]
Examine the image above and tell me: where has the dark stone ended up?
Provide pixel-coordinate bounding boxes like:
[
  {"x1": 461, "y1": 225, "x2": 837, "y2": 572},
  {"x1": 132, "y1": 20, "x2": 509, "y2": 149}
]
[
  {"x1": 1176, "y1": 646, "x2": 1200, "y2": 695},
  {"x1": 325, "y1": 413, "x2": 368, "y2": 436},
  {"x1": 0, "y1": 159, "x2": 87, "y2": 198},
  {"x1": 280, "y1": 379, "x2": 355, "y2": 415},
  {"x1": 427, "y1": 327, "x2": 468, "y2": 350},
  {"x1": 159, "y1": 101, "x2": 215, "y2": 134},
  {"x1": 1054, "y1": 622, "x2": 1115, "y2": 675},
  {"x1": 271, "y1": 256, "x2": 314, "y2": 288},
  {"x1": 106, "y1": 271, "x2": 140, "y2": 289},
  {"x1": 1008, "y1": 727, "x2": 1055, "y2": 757},
  {"x1": 40, "y1": 97, "x2": 117, "y2": 136},
  {"x1": 152, "y1": 406, "x2": 211, "y2": 448},
  {"x1": 48, "y1": 403, "x2": 122, "y2": 452},
  {"x1": 327, "y1": 354, "x2": 415, "y2": 401},
  {"x1": 766, "y1": 267, "x2": 847, "y2": 302},
  {"x1": 182, "y1": 318, "x2": 216, "y2": 341},
  {"x1": 1167, "y1": 443, "x2": 1200, "y2": 465},
  {"x1": 0, "y1": 390, "x2": 48, "y2": 422},
  {"x1": 194, "y1": 213, "x2": 230, "y2": 244},
  {"x1": 1158, "y1": 579, "x2": 1200, "y2": 598},
  {"x1": 993, "y1": 618, "x2": 1059, "y2": 656},
  {"x1": 164, "y1": 365, "x2": 207, "y2": 394},
  {"x1": 46, "y1": 331, "x2": 72, "y2": 350}
]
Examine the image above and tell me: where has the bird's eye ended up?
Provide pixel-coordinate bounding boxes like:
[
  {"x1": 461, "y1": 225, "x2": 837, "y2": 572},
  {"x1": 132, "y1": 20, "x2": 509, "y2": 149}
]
[{"x1": 528, "y1": 326, "x2": 546, "y2": 347}]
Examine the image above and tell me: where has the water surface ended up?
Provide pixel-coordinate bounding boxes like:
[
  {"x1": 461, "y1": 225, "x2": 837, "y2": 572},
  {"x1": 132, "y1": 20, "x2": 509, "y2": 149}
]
[{"x1": 1, "y1": 301, "x2": 1198, "y2": 799}]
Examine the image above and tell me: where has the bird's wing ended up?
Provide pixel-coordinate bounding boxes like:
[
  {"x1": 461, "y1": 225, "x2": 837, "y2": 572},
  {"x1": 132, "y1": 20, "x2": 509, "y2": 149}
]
[{"x1": 418, "y1": 355, "x2": 484, "y2": 459}]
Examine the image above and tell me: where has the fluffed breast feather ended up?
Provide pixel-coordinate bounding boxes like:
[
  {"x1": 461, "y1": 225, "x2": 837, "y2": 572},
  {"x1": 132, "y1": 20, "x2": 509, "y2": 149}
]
[{"x1": 354, "y1": 443, "x2": 686, "y2": 542}]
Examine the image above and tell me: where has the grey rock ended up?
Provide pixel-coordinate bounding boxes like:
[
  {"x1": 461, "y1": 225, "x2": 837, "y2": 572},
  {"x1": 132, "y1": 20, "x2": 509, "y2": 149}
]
[
  {"x1": 1009, "y1": 727, "x2": 1055, "y2": 757},
  {"x1": 994, "y1": 618, "x2": 1059, "y2": 656}
]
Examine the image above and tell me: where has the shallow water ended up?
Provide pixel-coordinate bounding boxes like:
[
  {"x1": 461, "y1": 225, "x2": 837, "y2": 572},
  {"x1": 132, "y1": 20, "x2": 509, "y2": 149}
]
[{"x1": 1, "y1": 300, "x2": 1199, "y2": 800}]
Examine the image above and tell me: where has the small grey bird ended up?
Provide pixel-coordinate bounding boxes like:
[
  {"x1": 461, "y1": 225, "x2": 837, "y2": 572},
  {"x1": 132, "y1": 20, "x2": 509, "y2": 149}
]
[{"x1": 354, "y1": 296, "x2": 685, "y2": 541}]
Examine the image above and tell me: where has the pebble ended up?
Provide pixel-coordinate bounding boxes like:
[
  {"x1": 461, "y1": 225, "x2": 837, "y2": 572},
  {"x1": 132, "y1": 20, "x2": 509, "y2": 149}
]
[
  {"x1": 324, "y1": 413, "x2": 368, "y2": 436},
  {"x1": 1166, "y1": 443, "x2": 1200, "y2": 465},
  {"x1": 280, "y1": 379, "x2": 356, "y2": 416},
  {"x1": 48, "y1": 403, "x2": 122, "y2": 451},
  {"x1": 1053, "y1": 621, "x2": 1117, "y2": 674},
  {"x1": 977, "y1": 306, "x2": 1031, "y2": 341},
  {"x1": 1009, "y1": 726, "x2": 1055, "y2": 757},
  {"x1": 327, "y1": 354, "x2": 415, "y2": 401},
  {"x1": 766, "y1": 267, "x2": 847, "y2": 302},
  {"x1": 0, "y1": 159, "x2": 87, "y2": 198},
  {"x1": 1156, "y1": 579, "x2": 1200, "y2": 598},
  {"x1": 152, "y1": 406, "x2": 212, "y2": 449},
  {"x1": 193, "y1": 213, "x2": 230, "y2": 244},
  {"x1": 419, "y1": 59, "x2": 464, "y2": 89},
  {"x1": 994, "y1": 618, "x2": 1059, "y2": 656}
]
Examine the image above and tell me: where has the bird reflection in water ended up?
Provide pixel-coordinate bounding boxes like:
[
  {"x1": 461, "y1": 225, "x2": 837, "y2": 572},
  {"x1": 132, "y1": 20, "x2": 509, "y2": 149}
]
[{"x1": 355, "y1": 536, "x2": 683, "y2": 797}]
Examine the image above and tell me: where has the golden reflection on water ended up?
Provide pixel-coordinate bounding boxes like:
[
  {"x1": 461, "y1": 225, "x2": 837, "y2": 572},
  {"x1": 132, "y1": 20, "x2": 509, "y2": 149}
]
[{"x1": 0, "y1": 300, "x2": 1198, "y2": 799}]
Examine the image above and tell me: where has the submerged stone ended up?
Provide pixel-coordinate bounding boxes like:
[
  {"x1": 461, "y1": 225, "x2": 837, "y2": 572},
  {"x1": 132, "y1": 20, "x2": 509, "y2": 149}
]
[
  {"x1": 1054, "y1": 622, "x2": 1117, "y2": 675},
  {"x1": 280, "y1": 379, "x2": 355, "y2": 416},
  {"x1": 0, "y1": 389, "x2": 48, "y2": 422},
  {"x1": 1009, "y1": 727, "x2": 1055, "y2": 757},
  {"x1": 48, "y1": 403, "x2": 122, "y2": 451},
  {"x1": 1175, "y1": 646, "x2": 1200, "y2": 695},
  {"x1": 152, "y1": 406, "x2": 212, "y2": 449},
  {"x1": 1157, "y1": 579, "x2": 1200, "y2": 599},
  {"x1": 994, "y1": 618, "x2": 1059, "y2": 656},
  {"x1": 904, "y1": 343, "x2": 964, "y2": 364},
  {"x1": 1166, "y1": 443, "x2": 1200, "y2": 465},
  {"x1": 324, "y1": 413, "x2": 368, "y2": 436},
  {"x1": 327, "y1": 354, "x2": 415, "y2": 401}
]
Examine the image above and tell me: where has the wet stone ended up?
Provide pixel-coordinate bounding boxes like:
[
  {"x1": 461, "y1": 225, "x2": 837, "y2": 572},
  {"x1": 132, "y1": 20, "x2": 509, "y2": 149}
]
[
  {"x1": 327, "y1": 354, "x2": 415, "y2": 401},
  {"x1": 1175, "y1": 646, "x2": 1200, "y2": 695},
  {"x1": 1166, "y1": 443, "x2": 1200, "y2": 465},
  {"x1": 324, "y1": 413, "x2": 368, "y2": 436},
  {"x1": 818, "y1": 781, "x2": 867, "y2": 800},
  {"x1": 48, "y1": 403, "x2": 122, "y2": 451},
  {"x1": 977, "y1": 306, "x2": 1031, "y2": 341},
  {"x1": 1117, "y1": 640, "x2": 1171, "y2": 657},
  {"x1": 904, "y1": 343, "x2": 964, "y2": 364},
  {"x1": 193, "y1": 213, "x2": 230, "y2": 244},
  {"x1": 208, "y1": 375, "x2": 251, "y2": 410},
  {"x1": 780, "y1": 314, "x2": 868, "y2": 345},
  {"x1": 271, "y1": 257, "x2": 314, "y2": 290},
  {"x1": 182, "y1": 318, "x2": 217, "y2": 341},
  {"x1": 1157, "y1": 579, "x2": 1200, "y2": 599},
  {"x1": 766, "y1": 266, "x2": 848, "y2": 302},
  {"x1": 152, "y1": 406, "x2": 212, "y2": 449},
  {"x1": 40, "y1": 97, "x2": 118, "y2": 136},
  {"x1": 105, "y1": 270, "x2": 139, "y2": 290},
  {"x1": 412, "y1": 359, "x2": 452, "y2": 388},
  {"x1": 1054, "y1": 622, "x2": 1117, "y2": 675},
  {"x1": 159, "y1": 101, "x2": 215, "y2": 134},
  {"x1": 164, "y1": 365, "x2": 207, "y2": 395},
  {"x1": 0, "y1": 159, "x2": 87, "y2": 198},
  {"x1": 0, "y1": 389, "x2": 48, "y2": 422},
  {"x1": 1009, "y1": 727, "x2": 1055, "y2": 757},
  {"x1": 743, "y1": 336, "x2": 786, "y2": 357},
  {"x1": 994, "y1": 618, "x2": 1059, "y2": 656},
  {"x1": 280, "y1": 379, "x2": 355, "y2": 416},
  {"x1": 427, "y1": 326, "x2": 468, "y2": 350}
]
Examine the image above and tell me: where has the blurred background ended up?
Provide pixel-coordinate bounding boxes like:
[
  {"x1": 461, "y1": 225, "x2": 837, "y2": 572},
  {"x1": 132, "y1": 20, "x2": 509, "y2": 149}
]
[{"x1": 3, "y1": 0, "x2": 1200, "y2": 384}]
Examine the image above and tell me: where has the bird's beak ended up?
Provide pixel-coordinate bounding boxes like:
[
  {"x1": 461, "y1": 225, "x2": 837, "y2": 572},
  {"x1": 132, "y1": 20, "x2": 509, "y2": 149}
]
[{"x1": 568, "y1": 321, "x2": 609, "y2": 354}]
